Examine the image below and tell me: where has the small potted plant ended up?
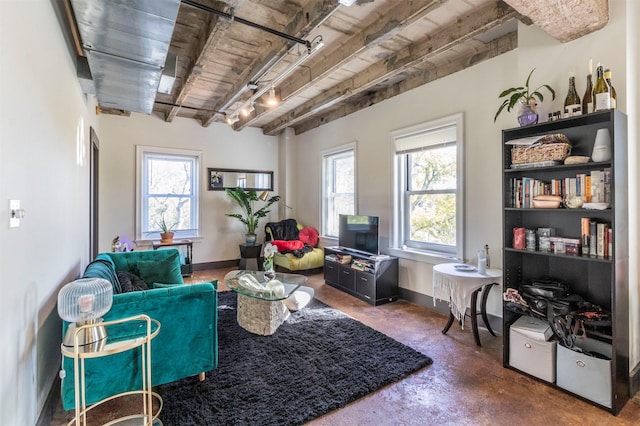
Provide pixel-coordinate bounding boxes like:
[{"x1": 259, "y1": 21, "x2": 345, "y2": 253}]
[
  {"x1": 157, "y1": 215, "x2": 176, "y2": 243},
  {"x1": 494, "y1": 68, "x2": 555, "y2": 126},
  {"x1": 225, "y1": 187, "x2": 280, "y2": 244}
]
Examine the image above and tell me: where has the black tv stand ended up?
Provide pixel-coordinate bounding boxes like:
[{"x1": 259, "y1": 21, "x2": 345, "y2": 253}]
[{"x1": 324, "y1": 246, "x2": 399, "y2": 305}]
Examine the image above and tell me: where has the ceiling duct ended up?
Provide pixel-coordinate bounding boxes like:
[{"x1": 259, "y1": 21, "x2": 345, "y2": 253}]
[{"x1": 70, "y1": 0, "x2": 181, "y2": 113}]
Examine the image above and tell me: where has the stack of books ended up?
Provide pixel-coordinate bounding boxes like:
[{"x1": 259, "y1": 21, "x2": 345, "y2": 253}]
[{"x1": 581, "y1": 217, "x2": 613, "y2": 258}]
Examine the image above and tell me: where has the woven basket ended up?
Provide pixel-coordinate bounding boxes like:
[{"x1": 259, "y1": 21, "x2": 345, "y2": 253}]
[{"x1": 511, "y1": 134, "x2": 572, "y2": 165}]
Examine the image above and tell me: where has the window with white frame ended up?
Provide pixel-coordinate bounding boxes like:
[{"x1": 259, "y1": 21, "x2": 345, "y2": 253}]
[
  {"x1": 391, "y1": 113, "x2": 464, "y2": 257},
  {"x1": 321, "y1": 145, "x2": 355, "y2": 238},
  {"x1": 136, "y1": 146, "x2": 201, "y2": 241}
]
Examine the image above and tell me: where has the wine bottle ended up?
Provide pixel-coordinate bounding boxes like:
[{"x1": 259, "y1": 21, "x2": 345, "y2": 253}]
[
  {"x1": 593, "y1": 63, "x2": 611, "y2": 111},
  {"x1": 582, "y1": 59, "x2": 593, "y2": 114},
  {"x1": 563, "y1": 73, "x2": 581, "y2": 118},
  {"x1": 605, "y1": 68, "x2": 617, "y2": 109}
]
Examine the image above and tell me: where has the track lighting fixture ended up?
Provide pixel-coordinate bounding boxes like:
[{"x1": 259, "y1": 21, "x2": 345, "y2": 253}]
[
  {"x1": 226, "y1": 113, "x2": 239, "y2": 125},
  {"x1": 225, "y1": 36, "x2": 324, "y2": 126},
  {"x1": 266, "y1": 87, "x2": 278, "y2": 106},
  {"x1": 240, "y1": 103, "x2": 255, "y2": 117}
]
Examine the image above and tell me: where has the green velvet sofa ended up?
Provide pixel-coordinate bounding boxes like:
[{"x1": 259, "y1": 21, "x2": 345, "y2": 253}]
[{"x1": 60, "y1": 249, "x2": 218, "y2": 410}]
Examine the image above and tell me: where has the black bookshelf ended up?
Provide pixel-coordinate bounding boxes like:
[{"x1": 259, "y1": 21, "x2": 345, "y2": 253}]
[{"x1": 501, "y1": 110, "x2": 629, "y2": 415}]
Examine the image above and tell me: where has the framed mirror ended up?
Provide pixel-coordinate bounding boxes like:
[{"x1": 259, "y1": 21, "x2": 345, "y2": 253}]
[{"x1": 207, "y1": 168, "x2": 274, "y2": 191}]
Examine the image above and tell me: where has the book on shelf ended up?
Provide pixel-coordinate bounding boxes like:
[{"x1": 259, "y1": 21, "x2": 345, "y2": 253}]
[
  {"x1": 596, "y1": 223, "x2": 607, "y2": 257},
  {"x1": 581, "y1": 217, "x2": 590, "y2": 256},
  {"x1": 585, "y1": 219, "x2": 612, "y2": 258}
]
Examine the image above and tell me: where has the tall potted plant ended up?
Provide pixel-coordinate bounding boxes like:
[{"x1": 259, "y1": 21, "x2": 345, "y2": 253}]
[{"x1": 225, "y1": 187, "x2": 280, "y2": 244}]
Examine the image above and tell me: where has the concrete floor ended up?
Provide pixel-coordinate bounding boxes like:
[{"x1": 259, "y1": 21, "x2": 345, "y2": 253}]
[{"x1": 51, "y1": 267, "x2": 640, "y2": 425}]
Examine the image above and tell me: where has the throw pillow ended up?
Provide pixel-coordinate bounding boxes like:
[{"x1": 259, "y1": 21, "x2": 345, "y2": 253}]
[
  {"x1": 271, "y1": 239, "x2": 304, "y2": 252},
  {"x1": 116, "y1": 271, "x2": 149, "y2": 293},
  {"x1": 298, "y1": 226, "x2": 319, "y2": 247},
  {"x1": 136, "y1": 251, "x2": 183, "y2": 286}
]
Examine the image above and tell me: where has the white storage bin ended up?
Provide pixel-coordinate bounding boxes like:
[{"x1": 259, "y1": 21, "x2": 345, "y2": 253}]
[
  {"x1": 556, "y1": 338, "x2": 612, "y2": 408},
  {"x1": 509, "y1": 327, "x2": 557, "y2": 383},
  {"x1": 511, "y1": 316, "x2": 553, "y2": 341}
]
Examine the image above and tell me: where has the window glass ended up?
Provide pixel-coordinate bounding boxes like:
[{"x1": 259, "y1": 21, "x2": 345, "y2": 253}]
[
  {"x1": 322, "y1": 146, "x2": 355, "y2": 238},
  {"x1": 392, "y1": 115, "x2": 463, "y2": 257},
  {"x1": 137, "y1": 147, "x2": 201, "y2": 240}
]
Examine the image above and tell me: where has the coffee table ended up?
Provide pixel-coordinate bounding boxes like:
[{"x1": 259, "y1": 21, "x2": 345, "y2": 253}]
[{"x1": 224, "y1": 270, "x2": 308, "y2": 335}]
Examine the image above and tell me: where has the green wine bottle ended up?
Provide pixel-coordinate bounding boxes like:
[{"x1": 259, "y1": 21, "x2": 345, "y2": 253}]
[
  {"x1": 605, "y1": 68, "x2": 617, "y2": 109},
  {"x1": 582, "y1": 59, "x2": 593, "y2": 114},
  {"x1": 593, "y1": 63, "x2": 611, "y2": 111},
  {"x1": 563, "y1": 73, "x2": 581, "y2": 118}
]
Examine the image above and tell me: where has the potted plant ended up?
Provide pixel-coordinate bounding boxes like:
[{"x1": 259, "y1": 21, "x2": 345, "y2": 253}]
[
  {"x1": 494, "y1": 68, "x2": 555, "y2": 126},
  {"x1": 225, "y1": 187, "x2": 280, "y2": 244},
  {"x1": 157, "y1": 215, "x2": 176, "y2": 243}
]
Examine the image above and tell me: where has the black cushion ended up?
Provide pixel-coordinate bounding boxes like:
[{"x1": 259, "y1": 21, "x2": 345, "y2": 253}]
[{"x1": 116, "y1": 270, "x2": 149, "y2": 293}]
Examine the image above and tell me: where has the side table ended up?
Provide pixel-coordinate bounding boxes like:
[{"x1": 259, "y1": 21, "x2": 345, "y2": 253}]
[
  {"x1": 432, "y1": 263, "x2": 502, "y2": 347},
  {"x1": 61, "y1": 315, "x2": 162, "y2": 425},
  {"x1": 239, "y1": 243, "x2": 262, "y2": 271}
]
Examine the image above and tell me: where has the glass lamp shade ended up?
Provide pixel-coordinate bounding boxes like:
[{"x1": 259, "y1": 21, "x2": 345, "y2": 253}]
[{"x1": 58, "y1": 278, "x2": 113, "y2": 351}]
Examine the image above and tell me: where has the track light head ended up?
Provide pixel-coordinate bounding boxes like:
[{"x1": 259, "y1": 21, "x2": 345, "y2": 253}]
[
  {"x1": 226, "y1": 113, "x2": 239, "y2": 125},
  {"x1": 241, "y1": 103, "x2": 255, "y2": 117},
  {"x1": 267, "y1": 87, "x2": 278, "y2": 106}
]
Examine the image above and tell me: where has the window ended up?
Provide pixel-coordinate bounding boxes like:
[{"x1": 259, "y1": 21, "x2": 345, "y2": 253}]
[
  {"x1": 321, "y1": 144, "x2": 356, "y2": 238},
  {"x1": 136, "y1": 146, "x2": 201, "y2": 241},
  {"x1": 391, "y1": 113, "x2": 464, "y2": 257}
]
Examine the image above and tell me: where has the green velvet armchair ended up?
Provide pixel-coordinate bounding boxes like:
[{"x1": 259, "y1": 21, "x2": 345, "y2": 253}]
[{"x1": 60, "y1": 250, "x2": 218, "y2": 410}]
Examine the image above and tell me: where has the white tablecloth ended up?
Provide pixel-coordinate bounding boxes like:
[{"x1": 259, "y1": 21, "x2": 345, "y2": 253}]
[{"x1": 432, "y1": 263, "x2": 502, "y2": 327}]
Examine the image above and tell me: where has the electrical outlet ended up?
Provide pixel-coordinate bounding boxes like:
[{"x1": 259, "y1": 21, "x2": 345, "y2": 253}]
[{"x1": 10, "y1": 199, "x2": 20, "y2": 228}]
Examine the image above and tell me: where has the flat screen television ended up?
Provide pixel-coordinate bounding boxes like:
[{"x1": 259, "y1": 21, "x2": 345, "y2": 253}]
[{"x1": 338, "y1": 214, "x2": 379, "y2": 256}]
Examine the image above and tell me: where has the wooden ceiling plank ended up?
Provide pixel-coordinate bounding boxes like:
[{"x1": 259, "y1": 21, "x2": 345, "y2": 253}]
[
  {"x1": 201, "y1": 0, "x2": 340, "y2": 127},
  {"x1": 504, "y1": 0, "x2": 608, "y2": 42},
  {"x1": 165, "y1": 1, "x2": 236, "y2": 122},
  {"x1": 293, "y1": 31, "x2": 517, "y2": 135},
  {"x1": 261, "y1": 1, "x2": 517, "y2": 135},
  {"x1": 237, "y1": 0, "x2": 453, "y2": 130}
]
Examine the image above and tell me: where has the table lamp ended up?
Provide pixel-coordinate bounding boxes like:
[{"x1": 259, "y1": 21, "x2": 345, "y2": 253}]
[{"x1": 58, "y1": 278, "x2": 113, "y2": 352}]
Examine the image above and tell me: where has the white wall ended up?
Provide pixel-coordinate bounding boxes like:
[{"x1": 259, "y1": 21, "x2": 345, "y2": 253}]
[
  {"x1": 0, "y1": 1, "x2": 99, "y2": 424},
  {"x1": 97, "y1": 114, "x2": 279, "y2": 263},
  {"x1": 292, "y1": 0, "x2": 638, "y2": 367}
]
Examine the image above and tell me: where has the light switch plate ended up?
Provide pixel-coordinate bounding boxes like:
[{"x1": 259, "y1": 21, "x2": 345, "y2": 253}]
[{"x1": 9, "y1": 199, "x2": 20, "y2": 228}]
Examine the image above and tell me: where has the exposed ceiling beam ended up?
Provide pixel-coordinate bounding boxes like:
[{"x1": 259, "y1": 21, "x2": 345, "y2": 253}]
[
  {"x1": 236, "y1": 0, "x2": 453, "y2": 131},
  {"x1": 165, "y1": 1, "x2": 236, "y2": 122},
  {"x1": 504, "y1": 0, "x2": 608, "y2": 42},
  {"x1": 200, "y1": 0, "x2": 340, "y2": 127},
  {"x1": 294, "y1": 32, "x2": 516, "y2": 135},
  {"x1": 262, "y1": 1, "x2": 518, "y2": 135}
]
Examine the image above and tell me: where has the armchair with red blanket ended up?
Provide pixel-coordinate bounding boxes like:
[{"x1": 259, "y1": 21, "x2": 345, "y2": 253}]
[{"x1": 264, "y1": 219, "x2": 324, "y2": 273}]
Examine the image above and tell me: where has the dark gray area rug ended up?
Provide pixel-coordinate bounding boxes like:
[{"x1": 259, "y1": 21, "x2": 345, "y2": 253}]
[{"x1": 157, "y1": 291, "x2": 433, "y2": 425}]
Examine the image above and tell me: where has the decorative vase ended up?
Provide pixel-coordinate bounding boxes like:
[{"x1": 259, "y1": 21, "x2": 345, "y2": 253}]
[
  {"x1": 160, "y1": 232, "x2": 174, "y2": 243},
  {"x1": 591, "y1": 128, "x2": 612, "y2": 162},
  {"x1": 517, "y1": 101, "x2": 539, "y2": 126},
  {"x1": 245, "y1": 233, "x2": 257, "y2": 245},
  {"x1": 263, "y1": 257, "x2": 275, "y2": 281}
]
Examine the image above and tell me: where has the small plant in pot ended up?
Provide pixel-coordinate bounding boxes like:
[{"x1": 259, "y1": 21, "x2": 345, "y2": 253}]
[
  {"x1": 157, "y1": 216, "x2": 176, "y2": 243},
  {"x1": 225, "y1": 187, "x2": 280, "y2": 244},
  {"x1": 494, "y1": 68, "x2": 555, "y2": 126}
]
